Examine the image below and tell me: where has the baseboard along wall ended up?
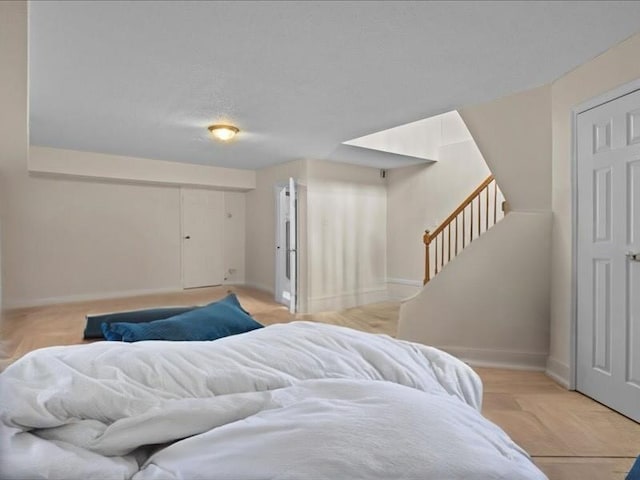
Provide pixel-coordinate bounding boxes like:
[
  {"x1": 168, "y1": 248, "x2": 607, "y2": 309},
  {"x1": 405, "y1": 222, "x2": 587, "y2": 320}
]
[
  {"x1": 4, "y1": 286, "x2": 184, "y2": 310},
  {"x1": 439, "y1": 345, "x2": 549, "y2": 371},
  {"x1": 545, "y1": 356, "x2": 571, "y2": 389}
]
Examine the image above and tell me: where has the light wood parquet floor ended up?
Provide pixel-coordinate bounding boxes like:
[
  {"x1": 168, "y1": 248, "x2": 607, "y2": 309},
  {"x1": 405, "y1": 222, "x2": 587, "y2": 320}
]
[{"x1": 1, "y1": 285, "x2": 638, "y2": 479}]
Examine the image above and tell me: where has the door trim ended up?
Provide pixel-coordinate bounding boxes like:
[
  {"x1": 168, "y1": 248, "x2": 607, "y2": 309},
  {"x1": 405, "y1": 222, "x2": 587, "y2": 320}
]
[
  {"x1": 570, "y1": 78, "x2": 640, "y2": 390},
  {"x1": 180, "y1": 187, "x2": 186, "y2": 288},
  {"x1": 274, "y1": 182, "x2": 288, "y2": 306}
]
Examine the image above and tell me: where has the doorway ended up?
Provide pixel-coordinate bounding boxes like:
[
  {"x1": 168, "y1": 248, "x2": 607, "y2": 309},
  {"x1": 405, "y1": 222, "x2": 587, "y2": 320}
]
[
  {"x1": 575, "y1": 85, "x2": 640, "y2": 422},
  {"x1": 181, "y1": 188, "x2": 225, "y2": 289},
  {"x1": 275, "y1": 178, "x2": 297, "y2": 313}
]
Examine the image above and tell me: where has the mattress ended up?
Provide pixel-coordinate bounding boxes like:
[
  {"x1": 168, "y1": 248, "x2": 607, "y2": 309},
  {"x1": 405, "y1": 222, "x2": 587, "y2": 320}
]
[{"x1": 0, "y1": 321, "x2": 546, "y2": 479}]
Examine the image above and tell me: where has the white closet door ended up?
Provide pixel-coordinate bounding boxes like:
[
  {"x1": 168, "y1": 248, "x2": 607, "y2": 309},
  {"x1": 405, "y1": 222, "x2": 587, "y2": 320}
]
[
  {"x1": 181, "y1": 188, "x2": 225, "y2": 289},
  {"x1": 576, "y1": 88, "x2": 640, "y2": 422},
  {"x1": 288, "y1": 177, "x2": 297, "y2": 314}
]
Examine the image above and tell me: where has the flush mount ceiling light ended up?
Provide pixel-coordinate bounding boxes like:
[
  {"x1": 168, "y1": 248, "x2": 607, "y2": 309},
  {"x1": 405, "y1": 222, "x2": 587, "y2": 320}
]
[{"x1": 208, "y1": 124, "x2": 239, "y2": 142}]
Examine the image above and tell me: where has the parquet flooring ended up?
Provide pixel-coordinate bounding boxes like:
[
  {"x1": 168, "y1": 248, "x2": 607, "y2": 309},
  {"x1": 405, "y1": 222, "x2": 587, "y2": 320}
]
[{"x1": 1, "y1": 285, "x2": 638, "y2": 479}]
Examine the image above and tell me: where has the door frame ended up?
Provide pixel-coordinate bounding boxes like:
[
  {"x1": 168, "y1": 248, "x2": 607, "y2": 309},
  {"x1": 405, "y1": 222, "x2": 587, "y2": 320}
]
[
  {"x1": 274, "y1": 180, "x2": 297, "y2": 312},
  {"x1": 180, "y1": 187, "x2": 186, "y2": 288},
  {"x1": 570, "y1": 78, "x2": 640, "y2": 390}
]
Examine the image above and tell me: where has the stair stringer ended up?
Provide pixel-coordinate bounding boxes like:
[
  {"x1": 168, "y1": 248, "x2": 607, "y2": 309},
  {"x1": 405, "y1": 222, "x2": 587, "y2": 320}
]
[{"x1": 397, "y1": 211, "x2": 552, "y2": 370}]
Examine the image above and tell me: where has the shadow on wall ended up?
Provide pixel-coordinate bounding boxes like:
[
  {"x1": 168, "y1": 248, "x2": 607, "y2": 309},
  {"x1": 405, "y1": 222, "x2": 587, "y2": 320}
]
[{"x1": 308, "y1": 178, "x2": 387, "y2": 313}]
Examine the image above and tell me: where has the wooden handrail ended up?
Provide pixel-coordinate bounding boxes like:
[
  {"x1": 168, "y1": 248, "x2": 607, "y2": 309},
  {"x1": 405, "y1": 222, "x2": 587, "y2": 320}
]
[
  {"x1": 423, "y1": 230, "x2": 431, "y2": 285},
  {"x1": 423, "y1": 174, "x2": 499, "y2": 285},
  {"x1": 428, "y1": 175, "x2": 494, "y2": 240}
]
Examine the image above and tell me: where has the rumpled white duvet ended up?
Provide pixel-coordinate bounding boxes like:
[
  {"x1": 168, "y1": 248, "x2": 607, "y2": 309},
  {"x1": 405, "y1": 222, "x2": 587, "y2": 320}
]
[{"x1": 0, "y1": 321, "x2": 546, "y2": 479}]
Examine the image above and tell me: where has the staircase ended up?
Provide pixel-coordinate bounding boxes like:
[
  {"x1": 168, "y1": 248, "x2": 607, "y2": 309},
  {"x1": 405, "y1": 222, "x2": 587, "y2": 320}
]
[{"x1": 423, "y1": 175, "x2": 505, "y2": 284}]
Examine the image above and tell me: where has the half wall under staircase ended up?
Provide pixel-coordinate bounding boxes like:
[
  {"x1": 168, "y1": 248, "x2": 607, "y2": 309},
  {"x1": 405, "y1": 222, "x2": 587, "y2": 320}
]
[
  {"x1": 399, "y1": 210, "x2": 552, "y2": 370},
  {"x1": 398, "y1": 174, "x2": 552, "y2": 370}
]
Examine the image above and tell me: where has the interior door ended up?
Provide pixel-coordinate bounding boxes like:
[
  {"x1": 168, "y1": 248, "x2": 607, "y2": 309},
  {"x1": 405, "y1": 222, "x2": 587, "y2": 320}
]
[
  {"x1": 288, "y1": 177, "x2": 297, "y2": 314},
  {"x1": 181, "y1": 188, "x2": 225, "y2": 289},
  {"x1": 274, "y1": 179, "x2": 297, "y2": 312},
  {"x1": 576, "y1": 88, "x2": 640, "y2": 422},
  {"x1": 275, "y1": 186, "x2": 291, "y2": 305}
]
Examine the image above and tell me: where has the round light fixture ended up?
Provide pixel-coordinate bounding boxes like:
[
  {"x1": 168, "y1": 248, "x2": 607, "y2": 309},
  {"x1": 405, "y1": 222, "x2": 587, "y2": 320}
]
[{"x1": 208, "y1": 124, "x2": 239, "y2": 142}]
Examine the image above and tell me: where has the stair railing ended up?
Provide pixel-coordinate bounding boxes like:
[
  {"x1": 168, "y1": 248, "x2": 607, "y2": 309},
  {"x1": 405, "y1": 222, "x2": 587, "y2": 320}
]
[{"x1": 423, "y1": 175, "x2": 503, "y2": 284}]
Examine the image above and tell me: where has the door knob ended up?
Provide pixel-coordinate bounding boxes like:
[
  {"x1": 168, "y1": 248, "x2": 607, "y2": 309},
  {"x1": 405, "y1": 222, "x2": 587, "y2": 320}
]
[
  {"x1": 627, "y1": 252, "x2": 640, "y2": 262},
  {"x1": 184, "y1": 236, "x2": 191, "y2": 240}
]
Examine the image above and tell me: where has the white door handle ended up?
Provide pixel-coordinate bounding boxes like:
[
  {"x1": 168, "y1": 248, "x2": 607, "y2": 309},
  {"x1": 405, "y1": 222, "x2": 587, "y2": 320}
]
[{"x1": 627, "y1": 252, "x2": 640, "y2": 262}]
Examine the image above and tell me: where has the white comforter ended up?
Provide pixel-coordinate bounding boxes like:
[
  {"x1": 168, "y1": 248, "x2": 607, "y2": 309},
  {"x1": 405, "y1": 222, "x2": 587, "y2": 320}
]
[{"x1": 0, "y1": 321, "x2": 546, "y2": 479}]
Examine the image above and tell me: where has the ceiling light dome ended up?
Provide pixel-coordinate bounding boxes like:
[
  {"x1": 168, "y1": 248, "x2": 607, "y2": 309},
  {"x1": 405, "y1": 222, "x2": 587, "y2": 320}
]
[{"x1": 208, "y1": 124, "x2": 239, "y2": 142}]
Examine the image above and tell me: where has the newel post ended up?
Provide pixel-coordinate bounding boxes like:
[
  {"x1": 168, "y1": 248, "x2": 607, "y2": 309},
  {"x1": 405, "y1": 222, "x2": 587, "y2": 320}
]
[{"x1": 423, "y1": 230, "x2": 431, "y2": 285}]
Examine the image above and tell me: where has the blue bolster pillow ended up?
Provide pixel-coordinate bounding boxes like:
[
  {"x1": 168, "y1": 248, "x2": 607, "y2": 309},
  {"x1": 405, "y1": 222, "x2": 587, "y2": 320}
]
[
  {"x1": 84, "y1": 306, "x2": 197, "y2": 339},
  {"x1": 101, "y1": 293, "x2": 263, "y2": 342}
]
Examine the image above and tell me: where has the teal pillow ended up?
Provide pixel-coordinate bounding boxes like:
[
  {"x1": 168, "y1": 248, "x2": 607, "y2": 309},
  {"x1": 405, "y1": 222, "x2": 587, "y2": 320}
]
[{"x1": 101, "y1": 294, "x2": 263, "y2": 342}]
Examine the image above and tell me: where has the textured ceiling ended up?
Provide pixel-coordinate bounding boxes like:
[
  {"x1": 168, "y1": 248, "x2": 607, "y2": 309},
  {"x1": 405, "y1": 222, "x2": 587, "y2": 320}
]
[{"x1": 29, "y1": 1, "x2": 640, "y2": 170}]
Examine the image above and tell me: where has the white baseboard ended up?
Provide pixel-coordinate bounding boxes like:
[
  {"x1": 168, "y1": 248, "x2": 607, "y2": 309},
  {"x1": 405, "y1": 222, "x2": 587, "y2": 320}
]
[
  {"x1": 545, "y1": 356, "x2": 571, "y2": 389},
  {"x1": 386, "y1": 278, "x2": 422, "y2": 287},
  {"x1": 242, "y1": 282, "x2": 275, "y2": 295},
  {"x1": 386, "y1": 278, "x2": 422, "y2": 300},
  {"x1": 307, "y1": 286, "x2": 389, "y2": 313},
  {"x1": 5, "y1": 286, "x2": 184, "y2": 310},
  {"x1": 437, "y1": 345, "x2": 548, "y2": 371}
]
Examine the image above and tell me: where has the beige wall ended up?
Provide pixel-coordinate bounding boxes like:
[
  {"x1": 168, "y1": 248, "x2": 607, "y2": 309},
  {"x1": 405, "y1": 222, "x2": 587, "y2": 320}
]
[
  {"x1": 306, "y1": 160, "x2": 387, "y2": 312},
  {"x1": 0, "y1": 3, "x2": 246, "y2": 308},
  {"x1": 0, "y1": 0, "x2": 28, "y2": 310},
  {"x1": 2, "y1": 169, "x2": 246, "y2": 308},
  {"x1": 5, "y1": 176, "x2": 183, "y2": 306},
  {"x1": 460, "y1": 85, "x2": 552, "y2": 212},
  {"x1": 387, "y1": 136, "x2": 492, "y2": 294},
  {"x1": 0, "y1": 219, "x2": 2, "y2": 313},
  {"x1": 30, "y1": 146, "x2": 255, "y2": 191},
  {"x1": 548, "y1": 33, "x2": 640, "y2": 381},
  {"x1": 223, "y1": 191, "x2": 246, "y2": 285},
  {"x1": 398, "y1": 212, "x2": 552, "y2": 369}
]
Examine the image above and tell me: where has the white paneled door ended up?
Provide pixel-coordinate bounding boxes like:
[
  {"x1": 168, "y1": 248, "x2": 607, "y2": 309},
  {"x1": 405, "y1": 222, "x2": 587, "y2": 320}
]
[
  {"x1": 577, "y1": 88, "x2": 640, "y2": 422},
  {"x1": 181, "y1": 188, "x2": 225, "y2": 289}
]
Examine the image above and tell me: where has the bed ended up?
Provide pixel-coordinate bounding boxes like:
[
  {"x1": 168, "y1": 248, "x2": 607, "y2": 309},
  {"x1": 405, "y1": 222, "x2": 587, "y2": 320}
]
[{"x1": 0, "y1": 321, "x2": 547, "y2": 479}]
